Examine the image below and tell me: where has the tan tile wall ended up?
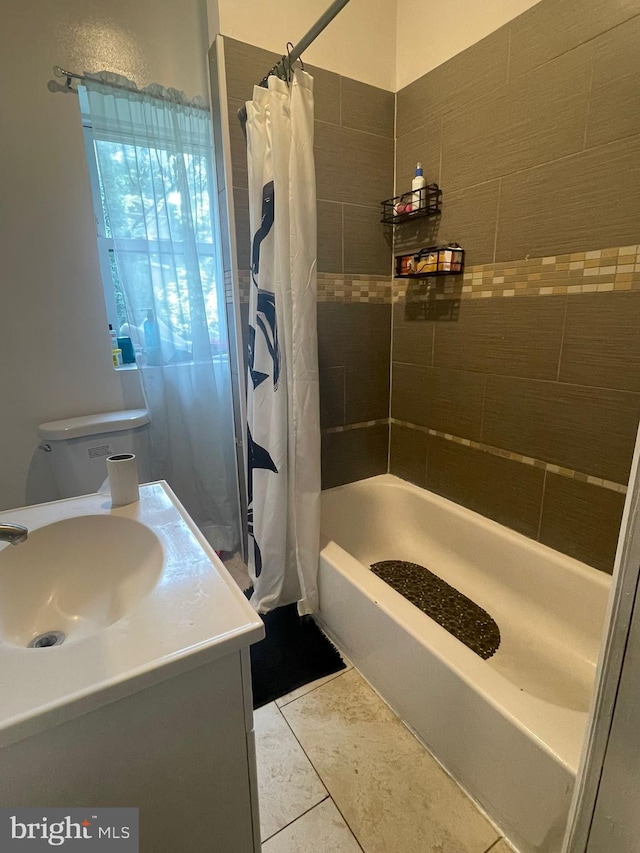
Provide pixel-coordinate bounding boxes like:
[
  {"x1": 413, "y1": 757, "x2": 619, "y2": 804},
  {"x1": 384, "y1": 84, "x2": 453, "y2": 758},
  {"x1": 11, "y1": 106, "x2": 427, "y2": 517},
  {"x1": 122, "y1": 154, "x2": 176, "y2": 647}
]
[
  {"x1": 395, "y1": 2, "x2": 640, "y2": 266},
  {"x1": 392, "y1": 0, "x2": 640, "y2": 572},
  {"x1": 219, "y1": 8, "x2": 640, "y2": 569}
]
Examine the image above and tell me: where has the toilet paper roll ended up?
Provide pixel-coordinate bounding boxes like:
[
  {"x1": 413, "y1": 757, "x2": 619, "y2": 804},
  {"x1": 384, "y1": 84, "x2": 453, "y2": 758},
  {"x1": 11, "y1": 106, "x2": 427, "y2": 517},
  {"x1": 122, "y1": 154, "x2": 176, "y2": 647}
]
[{"x1": 106, "y1": 453, "x2": 140, "y2": 507}]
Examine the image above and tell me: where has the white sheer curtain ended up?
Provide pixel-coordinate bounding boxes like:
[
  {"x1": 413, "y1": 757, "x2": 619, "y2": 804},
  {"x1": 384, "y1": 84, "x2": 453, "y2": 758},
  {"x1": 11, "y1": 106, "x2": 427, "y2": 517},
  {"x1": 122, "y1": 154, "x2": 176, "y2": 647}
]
[
  {"x1": 82, "y1": 74, "x2": 239, "y2": 551},
  {"x1": 245, "y1": 71, "x2": 321, "y2": 614}
]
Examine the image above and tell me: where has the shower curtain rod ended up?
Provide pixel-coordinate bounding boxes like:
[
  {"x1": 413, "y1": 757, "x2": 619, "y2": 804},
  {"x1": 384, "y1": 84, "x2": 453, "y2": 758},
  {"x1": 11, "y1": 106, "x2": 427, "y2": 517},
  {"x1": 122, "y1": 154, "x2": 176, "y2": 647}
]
[
  {"x1": 50, "y1": 66, "x2": 209, "y2": 111},
  {"x1": 236, "y1": 0, "x2": 351, "y2": 125}
]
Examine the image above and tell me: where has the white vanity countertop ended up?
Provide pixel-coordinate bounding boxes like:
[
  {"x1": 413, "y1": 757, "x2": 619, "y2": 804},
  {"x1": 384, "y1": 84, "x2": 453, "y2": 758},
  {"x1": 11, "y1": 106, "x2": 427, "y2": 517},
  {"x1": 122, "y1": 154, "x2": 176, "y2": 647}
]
[{"x1": 0, "y1": 482, "x2": 264, "y2": 748}]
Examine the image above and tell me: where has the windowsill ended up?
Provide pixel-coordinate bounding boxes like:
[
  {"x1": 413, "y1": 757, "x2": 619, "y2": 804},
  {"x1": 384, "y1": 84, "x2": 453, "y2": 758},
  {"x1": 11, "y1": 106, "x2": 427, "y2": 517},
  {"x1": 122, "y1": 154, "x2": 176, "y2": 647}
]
[{"x1": 113, "y1": 355, "x2": 230, "y2": 372}]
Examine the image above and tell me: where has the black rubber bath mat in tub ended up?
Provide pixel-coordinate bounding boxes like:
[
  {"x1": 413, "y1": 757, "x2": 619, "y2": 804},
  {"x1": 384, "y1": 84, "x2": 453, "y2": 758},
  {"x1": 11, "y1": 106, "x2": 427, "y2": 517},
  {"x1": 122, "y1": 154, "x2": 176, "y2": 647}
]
[{"x1": 370, "y1": 560, "x2": 501, "y2": 660}]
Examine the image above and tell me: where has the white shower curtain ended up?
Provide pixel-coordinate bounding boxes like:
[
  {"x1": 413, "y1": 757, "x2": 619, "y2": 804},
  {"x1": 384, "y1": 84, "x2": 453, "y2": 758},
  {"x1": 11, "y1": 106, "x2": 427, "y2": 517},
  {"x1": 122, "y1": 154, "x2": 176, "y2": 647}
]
[
  {"x1": 82, "y1": 75, "x2": 240, "y2": 552},
  {"x1": 245, "y1": 71, "x2": 321, "y2": 614}
]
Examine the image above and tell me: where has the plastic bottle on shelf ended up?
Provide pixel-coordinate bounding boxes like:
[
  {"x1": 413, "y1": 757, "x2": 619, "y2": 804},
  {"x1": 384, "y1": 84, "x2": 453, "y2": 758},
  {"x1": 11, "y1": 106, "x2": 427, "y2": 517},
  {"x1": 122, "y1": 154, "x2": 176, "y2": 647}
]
[
  {"x1": 109, "y1": 324, "x2": 118, "y2": 351},
  {"x1": 143, "y1": 309, "x2": 162, "y2": 366},
  {"x1": 412, "y1": 163, "x2": 426, "y2": 212}
]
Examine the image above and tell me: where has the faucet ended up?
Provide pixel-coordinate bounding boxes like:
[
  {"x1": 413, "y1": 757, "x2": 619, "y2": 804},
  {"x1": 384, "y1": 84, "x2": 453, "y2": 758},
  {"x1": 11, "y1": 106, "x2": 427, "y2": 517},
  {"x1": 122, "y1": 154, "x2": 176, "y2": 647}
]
[{"x1": 0, "y1": 523, "x2": 28, "y2": 545}]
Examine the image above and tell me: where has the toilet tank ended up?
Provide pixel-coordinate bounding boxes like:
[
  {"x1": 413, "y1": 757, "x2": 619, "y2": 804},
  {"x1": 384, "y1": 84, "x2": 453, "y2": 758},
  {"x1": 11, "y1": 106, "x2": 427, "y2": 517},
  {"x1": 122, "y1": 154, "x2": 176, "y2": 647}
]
[{"x1": 38, "y1": 410, "x2": 151, "y2": 499}]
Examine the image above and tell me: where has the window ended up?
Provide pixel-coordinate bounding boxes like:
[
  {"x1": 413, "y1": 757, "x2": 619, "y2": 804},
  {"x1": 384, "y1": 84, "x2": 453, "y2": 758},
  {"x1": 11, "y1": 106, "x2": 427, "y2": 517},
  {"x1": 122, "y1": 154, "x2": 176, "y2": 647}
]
[{"x1": 80, "y1": 88, "x2": 225, "y2": 363}]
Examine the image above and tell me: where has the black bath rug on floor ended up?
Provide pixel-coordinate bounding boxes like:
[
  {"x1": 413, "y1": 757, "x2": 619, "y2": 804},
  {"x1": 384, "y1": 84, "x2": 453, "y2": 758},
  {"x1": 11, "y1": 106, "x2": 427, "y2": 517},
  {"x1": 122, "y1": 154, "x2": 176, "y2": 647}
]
[
  {"x1": 244, "y1": 592, "x2": 346, "y2": 709},
  {"x1": 371, "y1": 560, "x2": 501, "y2": 660}
]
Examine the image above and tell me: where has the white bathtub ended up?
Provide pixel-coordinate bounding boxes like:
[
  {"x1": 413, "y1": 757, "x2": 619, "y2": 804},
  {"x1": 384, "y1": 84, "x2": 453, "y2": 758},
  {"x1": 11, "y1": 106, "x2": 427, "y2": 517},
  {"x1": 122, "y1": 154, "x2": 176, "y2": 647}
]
[{"x1": 317, "y1": 474, "x2": 611, "y2": 853}]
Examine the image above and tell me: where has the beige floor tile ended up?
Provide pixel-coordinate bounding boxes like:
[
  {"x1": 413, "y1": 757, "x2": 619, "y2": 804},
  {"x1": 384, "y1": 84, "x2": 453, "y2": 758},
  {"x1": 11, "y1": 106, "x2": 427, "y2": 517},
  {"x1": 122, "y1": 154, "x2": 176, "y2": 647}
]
[
  {"x1": 281, "y1": 669, "x2": 499, "y2": 853},
  {"x1": 255, "y1": 702, "x2": 328, "y2": 842},
  {"x1": 262, "y1": 798, "x2": 362, "y2": 853},
  {"x1": 276, "y1": 658, "x2": 353, "y2": 708}
]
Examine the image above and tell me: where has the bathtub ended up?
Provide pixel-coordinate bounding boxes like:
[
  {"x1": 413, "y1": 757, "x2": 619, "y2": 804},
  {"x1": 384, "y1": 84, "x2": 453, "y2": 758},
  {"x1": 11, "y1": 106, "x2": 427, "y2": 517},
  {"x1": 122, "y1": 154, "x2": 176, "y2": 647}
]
[{"x1": 316, "y1": 474, "x2": 611, "y2": 853}]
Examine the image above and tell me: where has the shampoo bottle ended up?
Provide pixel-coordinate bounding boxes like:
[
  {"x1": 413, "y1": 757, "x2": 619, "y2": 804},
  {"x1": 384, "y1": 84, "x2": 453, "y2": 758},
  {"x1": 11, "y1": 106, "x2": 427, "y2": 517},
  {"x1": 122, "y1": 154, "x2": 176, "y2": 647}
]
[{"x1": 412, "y1": 163, "x2": 426, "y2": 211}]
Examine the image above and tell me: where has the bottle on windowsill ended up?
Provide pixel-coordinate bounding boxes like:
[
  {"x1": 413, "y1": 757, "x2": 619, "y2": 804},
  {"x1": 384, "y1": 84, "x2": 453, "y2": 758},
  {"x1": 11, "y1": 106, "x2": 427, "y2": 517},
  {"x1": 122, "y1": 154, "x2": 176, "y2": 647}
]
[{"x1": 143, "y1": 309, "x2": 162, "y2": 366}]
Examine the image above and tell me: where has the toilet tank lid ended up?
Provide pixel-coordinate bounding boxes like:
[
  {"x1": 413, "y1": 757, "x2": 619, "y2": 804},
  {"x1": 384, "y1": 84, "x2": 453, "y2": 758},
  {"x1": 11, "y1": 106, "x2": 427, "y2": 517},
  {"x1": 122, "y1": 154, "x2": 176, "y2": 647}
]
[{"x1": 38, "y1": 409, "x2": 150, "y2": 441}]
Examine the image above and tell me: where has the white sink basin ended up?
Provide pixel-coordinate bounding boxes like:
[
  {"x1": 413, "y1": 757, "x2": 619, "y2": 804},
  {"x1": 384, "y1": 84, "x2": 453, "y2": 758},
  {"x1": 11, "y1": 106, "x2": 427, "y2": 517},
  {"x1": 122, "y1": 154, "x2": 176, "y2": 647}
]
[
  {"x1": 0, "y1": 482, "x2": 264, "y2": 750},
  {"x1": 0, "y1": 515, "x2": 163, "y2": 648}
]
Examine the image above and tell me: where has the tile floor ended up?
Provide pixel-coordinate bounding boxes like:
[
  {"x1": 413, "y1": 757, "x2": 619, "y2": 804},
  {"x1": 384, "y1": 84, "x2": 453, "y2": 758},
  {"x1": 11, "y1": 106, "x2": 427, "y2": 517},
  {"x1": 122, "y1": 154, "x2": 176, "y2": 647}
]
[
  {"x1": 255, "y1": 662, "x2": 513, "y2": 853},
  {"x1": 222, "y1": 554, "x2": 513, "y2": 851}
]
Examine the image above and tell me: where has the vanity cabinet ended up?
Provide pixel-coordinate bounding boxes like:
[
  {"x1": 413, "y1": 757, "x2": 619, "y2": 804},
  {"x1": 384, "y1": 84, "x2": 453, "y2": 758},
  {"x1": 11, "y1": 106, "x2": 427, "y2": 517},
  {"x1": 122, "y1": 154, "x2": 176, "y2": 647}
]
[{"x1": 0, "y1": 648, "x2": 260, "y2": 852}]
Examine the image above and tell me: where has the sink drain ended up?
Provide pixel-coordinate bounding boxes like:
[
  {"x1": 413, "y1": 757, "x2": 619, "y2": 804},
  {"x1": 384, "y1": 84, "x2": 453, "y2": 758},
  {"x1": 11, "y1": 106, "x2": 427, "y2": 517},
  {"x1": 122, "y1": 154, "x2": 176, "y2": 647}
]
[{"x1": 28, "y1": 631, "x2": 65, "y2": 649}]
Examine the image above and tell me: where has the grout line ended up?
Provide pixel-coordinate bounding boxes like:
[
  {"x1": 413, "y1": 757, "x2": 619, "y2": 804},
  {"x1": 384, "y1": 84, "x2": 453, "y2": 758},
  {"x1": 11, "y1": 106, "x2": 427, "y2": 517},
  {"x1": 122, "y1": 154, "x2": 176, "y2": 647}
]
[
  {"x1": 387, "y1": 311, "x2": 394, "y2": 472},
  {"x1": 388, "y1": 418, "x2": 627, "y2": 494},
  {"x1": 479, "y1": 374, "x2": 487, "y2": 442},
  {"x1": 260, "y1": 794, "x2": 331, "y2": 844},
  {"x1": 492, "y1": 177, "x2": 502, "y2": 265},
  {"x1": 556, "y1": 294, "x2": 569, "y2": 382},
  {"x1": 390, "y1": 81, "x2": 398, "y2": 458},
  {"x1": 484, "y1": 838, "x2": 506, "y2": 853},
  {"x1": 276, "y1": 690, "x2": 367, "y2": 853},
  {"x1": 321, "y1": 799, "x2": 366, "y2": 853},
  {"x1": 510, "y1": 9, "x2": 640, "y2": 81},
  {"x1": 272, "y1": 684, "x2": 365, "y2": 853},
  {"x1": 322, "y1": 419, "x2": 390, "y2": 436},
  {"x1": 271, "y1": 703, "x2": 331, "y2": 797},
  {"x1": 438, "y1": 114, "x2": 444, "y2": 186},
  {"x1": 430, "y1": 312, "x2": 436, "y2": 367},
  {"x1": 389, "y1": 358, "x2": 640, "y2": 400},
  {"x1": 393, "y1": 91, "x2": 397, "y2": 197},
  {"x1": 424, "y1": 424, "x2": 430, "y2": 484},
  {"x1": 341, "y1": 365, "x2": 346, "y2": 428},
  {"x1": 536, "y1": 469, "x2": 548, "y2": 541},
  {"x1": 277, "y1": 666, "x2": 351, "y2": 709},
  {"x1": 340, "y1": 203, "x2": 345, "y2": 274},
  {"x1": 443, "y1": 128, "x2": 640, "y2": 198},
  {"x1": 315, "y1": 116, "x2": 394, "y2": 142},
  {"x1": 582, "y1": 46, "x2": 596, "y2": 151}
]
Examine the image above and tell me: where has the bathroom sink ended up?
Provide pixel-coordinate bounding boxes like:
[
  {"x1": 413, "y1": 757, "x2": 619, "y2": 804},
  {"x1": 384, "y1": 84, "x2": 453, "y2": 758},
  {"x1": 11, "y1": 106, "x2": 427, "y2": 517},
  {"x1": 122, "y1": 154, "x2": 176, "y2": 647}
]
[
  {"x1": 0, "y1": 482, "x2": 264, "y2": 750},
  {"x1": 0, "y1": 515, "x2": 163, "y2": 648}
]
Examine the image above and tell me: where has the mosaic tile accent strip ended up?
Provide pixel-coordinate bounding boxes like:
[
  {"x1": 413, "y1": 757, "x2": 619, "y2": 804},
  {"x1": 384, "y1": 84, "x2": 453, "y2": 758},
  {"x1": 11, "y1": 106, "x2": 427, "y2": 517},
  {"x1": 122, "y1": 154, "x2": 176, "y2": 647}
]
[
  {"x1": 393, "y1": 244, "x2": 640, "y2": 302},
  {"x1": 390, "y1": 418, "x2": 628, "y2": 494},
  {"x1": 317, "y1": 273, "x2": 392, "y2": 304},
  {"x1": 371, "y1": 560, "x2": 501, "y2": 660},
  {"x1": 237, "y1": 246, "x2": 640, "y2": 304},
  {"x1": 238, "y1": 269, "x2": 251, "y2": 303},
  {"x1": 236, "y1": 271, "x2": 393, "y2": 303},
  {"x1": 321, "y1": 419, "x2": 389, "y2": 436},
  {"x1": 224, "y1": 269, "x2": 234, "y2": 304}
]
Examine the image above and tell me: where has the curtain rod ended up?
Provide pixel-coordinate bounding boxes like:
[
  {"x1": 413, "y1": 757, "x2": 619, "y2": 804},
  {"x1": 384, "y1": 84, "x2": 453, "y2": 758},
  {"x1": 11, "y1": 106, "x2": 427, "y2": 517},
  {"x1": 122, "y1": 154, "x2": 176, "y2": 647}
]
[
  {"x1": 50, "y1": 66, "x2": 210, "y2": 112},
  {"x1": 236, "y1": 0, "x2": 351, "y2": 126}
]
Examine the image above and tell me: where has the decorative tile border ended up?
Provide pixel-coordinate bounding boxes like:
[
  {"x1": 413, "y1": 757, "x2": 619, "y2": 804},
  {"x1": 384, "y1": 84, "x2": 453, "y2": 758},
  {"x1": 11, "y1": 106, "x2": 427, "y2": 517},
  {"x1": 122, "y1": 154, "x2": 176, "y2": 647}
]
[
  {"x1": 394, "y1": 244, "x2": 640, "y2": 302},
  {"x1": 224, "y1": 269, "x2": 234, "y2": 304},
  {"x1": 322, "y1": 419, "x2": 389, "y2": 435},
  {"x1": 236, "y1": 270, "x2": 393, "y2": 303},
  {"x1": 390, "y1": 418, "x2": 627, "y2": 494},
  {"x1": 236, "y1": 244, "x2": 640, "y2": 304},
  {"x1": 237, "y1": 269, "x2": 251, "y2": 303},
  {"x1": 317, "y1": 273, "x2": 392, "y2": 304}
]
